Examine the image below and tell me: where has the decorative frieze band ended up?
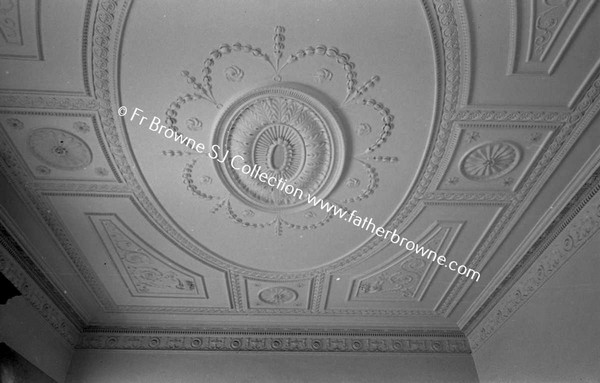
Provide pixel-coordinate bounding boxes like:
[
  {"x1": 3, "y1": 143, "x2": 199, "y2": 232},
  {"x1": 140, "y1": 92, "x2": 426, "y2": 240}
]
[
  {"x1": 0, "y1": 94, "x2": 98, "y2": 110},
  {"x1": 78, "y1": 329, "x2": 470, "y2": 353}
]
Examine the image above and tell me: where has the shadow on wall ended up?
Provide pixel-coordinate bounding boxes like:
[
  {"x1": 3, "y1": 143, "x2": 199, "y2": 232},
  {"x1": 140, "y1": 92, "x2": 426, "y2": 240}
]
[{"x1": 0, "y1": 342, "x2": 57, "y2": 383}]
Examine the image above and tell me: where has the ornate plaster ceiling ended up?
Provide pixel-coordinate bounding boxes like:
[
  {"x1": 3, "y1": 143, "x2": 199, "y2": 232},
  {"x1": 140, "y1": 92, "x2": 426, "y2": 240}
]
[{"x1": 0, "y1": 0, "x2": 599, "y2": 353}]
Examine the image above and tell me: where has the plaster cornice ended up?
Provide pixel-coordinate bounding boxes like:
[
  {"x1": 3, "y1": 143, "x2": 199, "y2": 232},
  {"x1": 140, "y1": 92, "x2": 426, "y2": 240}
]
[{"x1": 463, "y1": 160, "x2": 600, "y2": 350}]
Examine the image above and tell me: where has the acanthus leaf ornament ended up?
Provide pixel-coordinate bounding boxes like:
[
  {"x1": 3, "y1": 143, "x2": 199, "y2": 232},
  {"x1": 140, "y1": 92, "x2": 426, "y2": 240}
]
[
  {"x1": 533, "y1": 0, "x2": 571, "y2": 59},
  {"x1": 213, "y1": 85, "x2": 345, "y2": 213},
  {"x1": 99, "y1": 219, "x2": 204, "y2": 297}
]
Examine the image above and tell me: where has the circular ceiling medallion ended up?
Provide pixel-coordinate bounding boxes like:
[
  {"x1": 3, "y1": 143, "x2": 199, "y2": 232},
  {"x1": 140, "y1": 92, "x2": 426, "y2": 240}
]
[
  {"x1": 28, "y1": 128, "x2": 92, "y2": 170},
  {"x1": 258, "y1": 286, "x2": 298, "y2": 305},
  {"x1": 460, "y1": 141, "x2": 520, "y2": 181},
  {"x1": 213, "y1": 84, "x2": 345, "y2": 212}
]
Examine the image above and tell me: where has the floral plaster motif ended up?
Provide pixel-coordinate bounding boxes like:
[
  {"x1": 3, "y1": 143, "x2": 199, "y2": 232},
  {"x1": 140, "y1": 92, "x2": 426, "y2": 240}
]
[
  {"x1": 346, "y1": 178, "x2": 360, "y2": 189},
  {"x1": 224, "y1": 65, "x2": 244, "y2": 82},
  {"x1": 186, "y1": 117, "x2": 202, "y2": 131},
  {"x1": 313, "y1": 68, "x2": 333, "y2": 84},
  {"x1": 73, "y1": 121, "x2": 91, "y2": 133},
  {"x1": 357, "y1": 123, "x2": 372, "y2": 136},
  {"x1": 460, "y1": 142, "x2": 520, "y2": 181},
  {"x1": 258, "y1": 286, "x2": 298, "y2": 305},
  {"x1": 6, "y1": 118, "x2": 24, "y2": 130},
  {"x1": 95, "y1": 167, "x2": 109, "y2": 176},
  {"x1": 35, "y1": 165, "x2": 51, "y2": 175}
]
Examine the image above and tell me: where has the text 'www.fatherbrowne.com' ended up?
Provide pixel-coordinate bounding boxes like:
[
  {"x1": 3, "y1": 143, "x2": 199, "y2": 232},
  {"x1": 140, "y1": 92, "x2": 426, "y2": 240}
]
[{"x1": 119, "y1": 106, "x2": 481, "y2": 282}]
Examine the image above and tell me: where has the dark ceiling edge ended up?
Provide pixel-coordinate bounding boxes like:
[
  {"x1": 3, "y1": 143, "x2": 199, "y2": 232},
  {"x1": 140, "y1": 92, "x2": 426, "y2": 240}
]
[
  {"x1": 0, "y1": 219, "x2": 86, "y2": 330},
  {"x1": 0, "y1": 223, "x2": 81, "y2": 346},
  {"x1": 461, "y1": 161, "x2": 600, "y2": 335}
]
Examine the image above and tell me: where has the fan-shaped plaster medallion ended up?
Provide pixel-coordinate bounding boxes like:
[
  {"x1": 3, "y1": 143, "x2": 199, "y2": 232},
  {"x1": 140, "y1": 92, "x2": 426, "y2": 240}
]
[
  {"x1": 213, "y1": 85, "x2": 345, "y2": 213},
  {"x1": 258, "y1": 286, "x2": 298, "y2": 305},
  {"x1": 460, "y1": 141, "x2": 521, "y2": 181},
  {"x1": 28, "y1": 128, "x2": 92, "y2": 170}
]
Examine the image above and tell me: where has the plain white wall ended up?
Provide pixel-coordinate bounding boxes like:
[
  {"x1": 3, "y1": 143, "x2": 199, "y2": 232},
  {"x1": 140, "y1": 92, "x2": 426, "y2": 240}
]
[
  {"x1": 0, "y1": 296, "x2": 75, "y2": 382},
  {"x1": 66, "y1": 349, "x2": 479, "y2": 383},
  {"x1": 472, "y1": 231, "x2": 600, "y2": 383}
]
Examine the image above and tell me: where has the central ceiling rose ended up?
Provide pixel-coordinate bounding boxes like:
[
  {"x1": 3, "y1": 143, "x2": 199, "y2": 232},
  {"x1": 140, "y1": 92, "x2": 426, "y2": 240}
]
[
  {"x1": 166, "y1": 26, "x2": 397, "y2": 235},
  {"x1": 213, "y1": 85, "x2": 345, "y2": 213}
]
